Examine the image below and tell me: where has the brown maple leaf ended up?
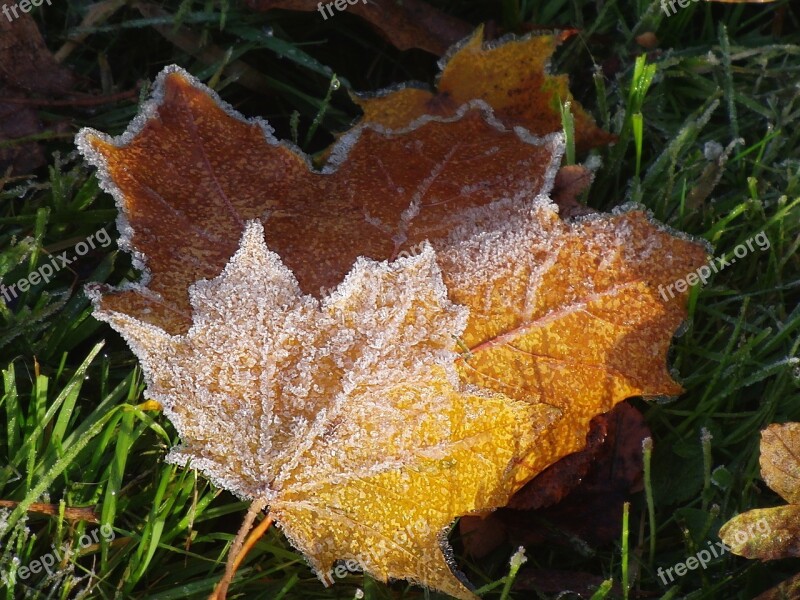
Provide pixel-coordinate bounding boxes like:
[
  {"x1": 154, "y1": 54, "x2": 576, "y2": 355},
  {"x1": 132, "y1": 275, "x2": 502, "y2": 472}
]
[
  {"x1": 720, "y1": 422, "x2": 800, "y2": 561},
  {"x1": 77, "y1": 67, "x2": 563, "y2": 335},
  {"x1": 96, "y1": 221, "x2": 558, "y2": 599}
]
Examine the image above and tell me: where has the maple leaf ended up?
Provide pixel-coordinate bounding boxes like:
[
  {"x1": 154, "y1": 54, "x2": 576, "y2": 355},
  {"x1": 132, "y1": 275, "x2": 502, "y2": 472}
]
[
  {"x1": 95, "y1": 220, "x2": 559, "y2": 600},
  {"x1": 77, "y1": 66, "x2": 708, "y2": 597},
  {"x1": 77, "y1": 66, "x2": 563, "y2": 335},
  {"x1": 434, "y1": 199, "x2": 706, "y2": 476},
  {"x1": 462, "y1": 402, "x2": 650, "y2": 558},
  {"x1": 720, "y1": 422, "x2": 800, "y2": 561},
  {"x1": 352, "y1": 27, "x2": 615, "y2": 150}
]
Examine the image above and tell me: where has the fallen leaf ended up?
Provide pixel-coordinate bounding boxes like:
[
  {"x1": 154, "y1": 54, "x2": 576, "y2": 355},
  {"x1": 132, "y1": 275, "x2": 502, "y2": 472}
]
[
  {"x1": 437, "y1": 204, "x2": 704, "y2": 477},
  {"x1": 719, "y1": 506, "x2": 800, "y2": 560},
  {"x1": 753, "y1": 572, "x2": 800, "y2": 600},
  {"x1": 78, "y1": 66, "x2": 707, "y2": 597},
  {"x1": 635, "y1": 32, "x2": 659, "y2": 49},
  {"x1": 79, "y1": 68, "x2": 705, "y2": 481},
  {"x1": 547, "y1": 164, "x2": 595, "y2": 218},
  {"x1": 95, "y1": 221, "x2": 558, "y2": 600},
  {"x1": 760, "y1": 421, "x2": 800, "y2": 504},
  {"x1": 77, "y1": 66, "x2": 563, "y2": 335},
  {"x1": 247, "y1": 0, "x2": 472, "y2": 56},
  {"x1": 0, "y1": 15, "x2": 76, "y2": 173},
  {"x1": 353, "y1": 27, "x2": 615, "y2": 151},
  {"x1": 508, "y1": 403, "x2": 648, "y2": 511},
  {"x1": 462, "y1": 403, "x2": 650, "y2": 556},
  {"x1": 720, "y1": 422, "x2": 800, "y2": 562}
]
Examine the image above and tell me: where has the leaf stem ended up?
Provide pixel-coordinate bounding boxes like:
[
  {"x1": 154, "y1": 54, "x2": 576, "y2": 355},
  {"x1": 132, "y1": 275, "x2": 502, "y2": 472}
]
[{"x1": 210, "y1": 498, "x2": 272, "y2": 600}]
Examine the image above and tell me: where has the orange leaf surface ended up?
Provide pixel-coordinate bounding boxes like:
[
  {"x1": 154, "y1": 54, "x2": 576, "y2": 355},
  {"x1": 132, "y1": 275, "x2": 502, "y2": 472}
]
[
  {"x1": 78, "y1": 66, "x2": 707, "y2": 597},
  {"x1": 353, "y1": 27, "x2": 615, "y2": 150},
  {"x1": 436, "y1": 202, "x2": 706, "y2": 475}
]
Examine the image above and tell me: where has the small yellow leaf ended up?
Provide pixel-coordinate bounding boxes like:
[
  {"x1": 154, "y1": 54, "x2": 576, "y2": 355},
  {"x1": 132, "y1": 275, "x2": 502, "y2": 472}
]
[
  {"x1": 137, "y1": 400, "x2": 162, "y2": 411},
  {"x1": 719, "y1": 505, "x2": 800, "y2": 561},
  {"x1": 760, "y1": 422, "x2": 800, "y2": 504}
]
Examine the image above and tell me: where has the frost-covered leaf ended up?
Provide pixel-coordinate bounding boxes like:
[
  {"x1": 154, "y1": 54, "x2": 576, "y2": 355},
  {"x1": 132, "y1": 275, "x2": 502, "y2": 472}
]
[
  {"x1": 719, "y1": 505, "x2": 800, "y2": 560},
  {"x1": 77, "y1": 65, "x2": 709, "y2": 598},
  {"x1": 77, "y1": 67, "x2": 562, "y2": 335},
  {"x1": 353, "y1": 27, "x2": 614, "y2": 150},
  {"x1": 462, "y1": 403, "x2": 650, "y2": 557},
  {"x1": 436, "y1": 200, "x2": 707, "y2": 475},
  {"x1": 95, "y1": 221, "x2": 558, "y2": 600},
  {"x1": 760, "y1": 421, "x2": 800, "y2": 504},
  {"x1": 720, "y1": 422, "x2": 800, "y2": 562}
]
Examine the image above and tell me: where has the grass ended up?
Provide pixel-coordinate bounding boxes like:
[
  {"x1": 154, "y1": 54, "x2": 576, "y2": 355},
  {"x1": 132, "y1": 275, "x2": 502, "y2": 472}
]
[{"x1": 1, "y1": 0, "x2": 799, "y2": 598}]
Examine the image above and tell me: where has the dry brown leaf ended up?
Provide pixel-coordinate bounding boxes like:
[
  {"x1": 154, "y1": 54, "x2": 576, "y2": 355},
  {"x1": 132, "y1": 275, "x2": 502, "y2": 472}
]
[
  {"x1": 549, "y1": 164, "x2": 595, "y2": 218},
  {"x1": 247, "y1": 0, "x2": 472, "y2": 56},
  {"x1": 760, "y1": 421, "x2": 800, "y2": 504},
  {"x1": 96, "y1": 221, "x2": 557, "y2": 600},
  {"x1": 462, "y1": 403, "x2": 649, "y2": 557},
  {"x1": 720, "y1": 422, "x2": 800, "y2": 563},
  {"x1": 719, "y1": 505, "x2": 800, "y2": 560},
  {"x1": 353, "y1": 27, "x2": 615, "y2": 151},
  {"x1": 78, "y1": 66, "x2": 707, "y2": 597},
  {"x1": 0, "y1": 15, "x2": 75, "y2": 173},
  {"x1": 78, "y1": 67, "x2": 562, "y2": 335}
]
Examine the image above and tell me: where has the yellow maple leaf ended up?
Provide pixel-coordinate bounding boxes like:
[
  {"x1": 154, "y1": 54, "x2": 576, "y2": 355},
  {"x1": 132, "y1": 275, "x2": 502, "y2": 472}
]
[{"x1": 95, "y1": 221, "x2": 559, "y2": 599}]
